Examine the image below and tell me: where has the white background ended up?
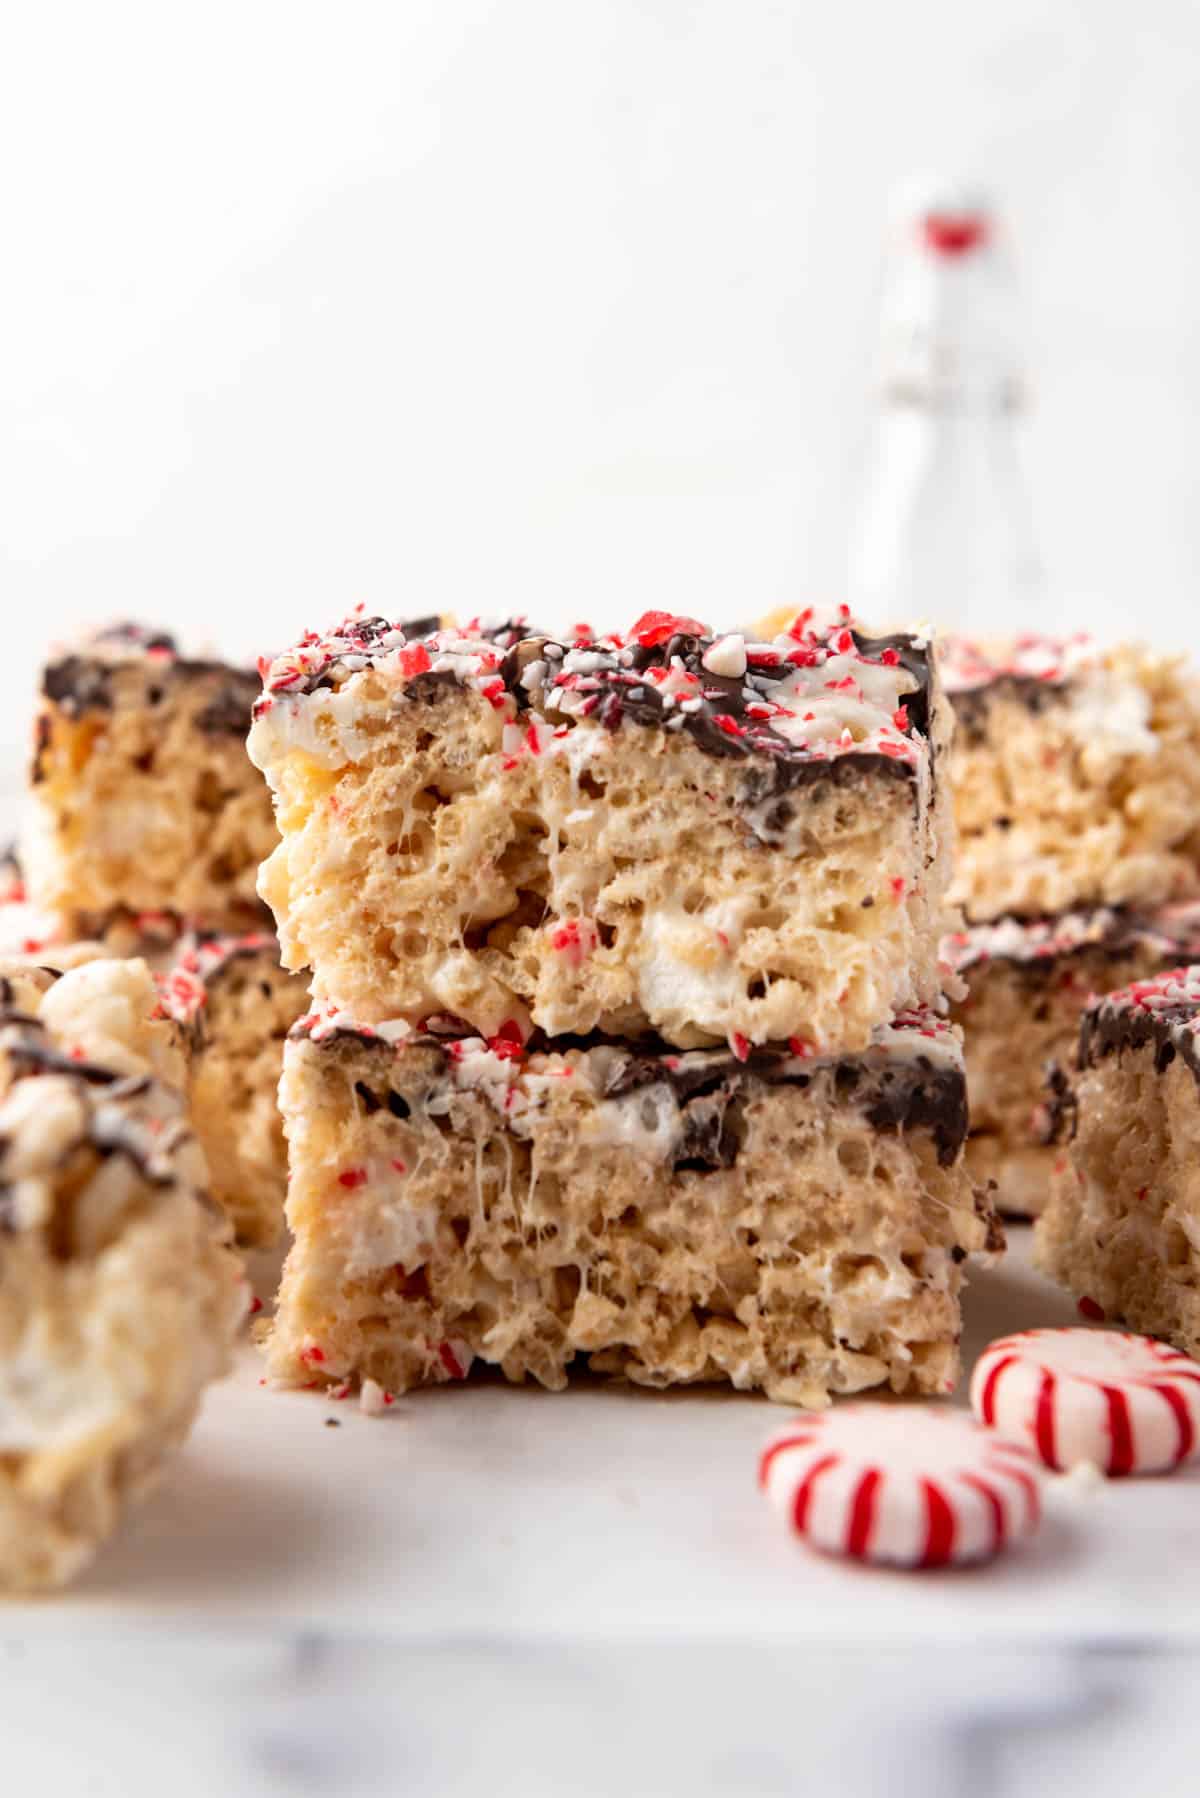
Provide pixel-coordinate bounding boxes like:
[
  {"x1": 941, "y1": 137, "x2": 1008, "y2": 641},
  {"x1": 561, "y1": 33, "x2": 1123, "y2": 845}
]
[{"x1": 2, "y1": 0, "x2": 1199, "y2": 745}]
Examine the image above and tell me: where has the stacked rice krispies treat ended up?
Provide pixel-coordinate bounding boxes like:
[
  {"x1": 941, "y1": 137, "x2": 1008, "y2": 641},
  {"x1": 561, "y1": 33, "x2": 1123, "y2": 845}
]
[
  {"x1": 251, "y1": 606, "x2": 997, "y2": 1406},
  {"x1": 941, "y1": 635, "x2": 1200, "y2": 1217},
  {"x1": 18, "y1": 623, "x2": 307, "y2": 1247}
]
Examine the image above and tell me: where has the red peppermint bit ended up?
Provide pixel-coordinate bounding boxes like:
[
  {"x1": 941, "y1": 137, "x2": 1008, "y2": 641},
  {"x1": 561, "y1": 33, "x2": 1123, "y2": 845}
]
[
  {"x1": 712, "y1": 714, "x2": 744, "y2": 738},
  {"x1": 479, "y1": 677, "x2": 507, "y2": 710},
  {"x1": 892, "y1": 705, "x2": 909, "y2": 732},
  {"x1": 256, "y1": 653, "x2": 273, "y2": 681},
  {"x1": 524, "y1": 724, "x2": 543, "y2": 754},
  {"x1": 628, "y1": 610, "x2": 708, "y2": 648},
  {"x1": 890, "y1": 876, "x2": 906, "y2": 900},
  {"x1": 1077, "y1": 1295, "x2": 1106, "y2": 1322},
  {"x1": 383, "y1": 1390, "x2": 396, "y2": 1407},
  {"x1": 715, "y1": 930, "x2": 731, "y2": 950},
  {"x1": 875, "y1": 739, "x2": 912, "y2": 760},
  {"x1": 398, "y1": 643, "x2": 432, "y2": 679},
  {"x1": 22, "y1": 938, "x2": 48, "y2": 956},
  {"x1": 549, "y1": 919, "x2": 596, "y2": 965},
  {"x1": 501, "y1": 755, "x2": 520, "y2": 771},
  {"x1": 1135, "y1": 1186, "x2": 1148, "y2": 1202},
  {"x1": 879, "y1": 647, "x2": 900, "y2": 666},
  {"x1": 788, "y1": 1036, "x2": 814, "y2": 1058},
  {"x1": 832, "y1": 628, "x2": 855, "y2": 655},
  {"x1": 730, "y1": 1032, "x2": 751, "y2": 1062},
  {"x1": 825, "y1": 675, "x2": 859, "y2": 692},
  {"x1": 392, "y1": 1158, "x2": 408, "y2": 1174},
  {"x1": 438, "y1": 1341, "x2": 467, "y2": 1380},
  {"x1": 786, "y1": 608, "x2": 814, "y2": 641},
  {"x1": 922, "y1": 212, "x2": 988, "y2": 257},
  {"x1": 301, "y1": 1343, "x2": 327, "y2": 1366},
  {"x1": 248, "y1": 1295, "x2": 263, "y2": 1317},
  {"x1": 747, "y1": 651, "x2": 782, "y2": 668},
  {"x1": 745, "y1": 703, "x2": 775, "y2": 720},
  {"x1": 338, "y1": 1166, "x2": 369, "y2": 1189},
  {"x1": 787, "y1": 645, "x2": 821, "y2": 667},
  {"x1": 487, "y1": 1019, "x2": 526, "y2": 1060}
]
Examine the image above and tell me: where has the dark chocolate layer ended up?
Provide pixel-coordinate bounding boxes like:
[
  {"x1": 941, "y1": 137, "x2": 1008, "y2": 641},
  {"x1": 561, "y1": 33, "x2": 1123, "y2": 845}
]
[
  {"x1": 1079, "y1": 997, "x2": 1200, "y2": 1086},
  {"x1": 42, "y1": 623, "x2": 257, "y2": 734},
  {"x1": 303, "y1": 1025, "x2": 968, "y2": 1169}
]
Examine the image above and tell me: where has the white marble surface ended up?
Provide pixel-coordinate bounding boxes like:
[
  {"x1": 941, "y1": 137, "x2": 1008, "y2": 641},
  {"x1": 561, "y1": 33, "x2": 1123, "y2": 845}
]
[{"x1": 5, "y1": 1230, "x2": 1200, "y2": 1795}]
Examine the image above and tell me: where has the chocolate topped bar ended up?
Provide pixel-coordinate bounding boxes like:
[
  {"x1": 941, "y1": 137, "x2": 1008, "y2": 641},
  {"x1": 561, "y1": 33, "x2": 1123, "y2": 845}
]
[
  {"x1": 941, "y1": 634, "x2": 1200, "y2": 923},
  {"x1": 0, "y1": 957, "x2": 242, "y2": 1590},
  {"x1": 945, "y1": 902, "x2": 1200, "y2": 1219},
  {"x1": 250, "y1": 607, "x2": 953, "y2": 1053},
  {"x1": 267, "y1": 1000, "x2": 991, "y2": 1408},
  {"x1": 1036, "y1": 961, "x2": 1200, "y2": 1359},
  {"x1": 26, "y1": 621, "x2": 278, "y2": 934}
]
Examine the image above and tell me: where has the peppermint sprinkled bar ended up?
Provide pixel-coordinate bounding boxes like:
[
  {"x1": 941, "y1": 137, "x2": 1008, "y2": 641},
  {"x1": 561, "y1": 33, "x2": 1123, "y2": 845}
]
[
  {"x1": 249, "y1": 607, "x2": 952, "y2": 1055},
  {"x1": 26, "y1": 622, "x2": 278, "y2": 935},
  {"x1": 943, "y1": 635, "x2": 1200, "y2": 923},
  {"x1": 159, "y1": 931, "x2": 309, "y2": 1248},
  {"x1": 946, "y1": 902, "x2": 1200, "y2": 1217},
  {"x1": 0, "y1": 958, "x2": 243, "y2": 1591},
  {"x1": 265, "y1": 1004, "x2": 995, "y2": 1407},
  {"x1": 1036, "y1": 965, "x2": 1200, "y2": 1357}
]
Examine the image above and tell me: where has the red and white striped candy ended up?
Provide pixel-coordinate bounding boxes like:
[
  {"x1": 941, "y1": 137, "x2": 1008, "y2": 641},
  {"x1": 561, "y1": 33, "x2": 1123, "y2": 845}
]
[
  {"x1": 758, "y1": 1404, "x2": 1043, "y2": 1568},
  {"x1": 971, "y1": 1328, "x2": 1200, "y2": 1476}
]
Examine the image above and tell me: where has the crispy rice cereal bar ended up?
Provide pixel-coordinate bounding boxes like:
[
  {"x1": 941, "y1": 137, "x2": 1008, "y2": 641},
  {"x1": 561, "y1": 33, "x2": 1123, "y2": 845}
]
[
  {"x1": 249, "y1": 609, "x2": 953, "y2": 1054},
  {"x1": 25, "y1": 622, "x2": 277, "y2": 934},
  {"x1": 0, "y1": 958, "x2": 243, "y2": 1591},
  {"x1": 943, "y1": 636, "x2": 1200, "y2": 923},
  {"x1": 265, "y1": 1004, "x2": 996, "y2": 1407},
  {"x1": 947, "y1": 903, "x2": 1200, "y2": 1218},
  {"x1": 160, "y1": 932, "x2": 309, "y2": 1248},
  {"x1": 1036, "y1": 965, "x2": 1200, "y2": 1356}
]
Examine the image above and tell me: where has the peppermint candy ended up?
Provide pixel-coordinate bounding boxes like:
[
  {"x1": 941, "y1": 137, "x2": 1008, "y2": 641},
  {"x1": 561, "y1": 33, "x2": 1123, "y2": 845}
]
[
  {"x1": 759, "y1": 1405, "x2": 1043, "y2": 1568},
  {"x1": 971, "y1": 1328, "x2": 1200, "y2": 1476}
]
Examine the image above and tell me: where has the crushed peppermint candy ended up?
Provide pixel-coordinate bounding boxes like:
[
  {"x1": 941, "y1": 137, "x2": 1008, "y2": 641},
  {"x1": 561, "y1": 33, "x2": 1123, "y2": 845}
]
[
  {"x1": 940, "y1": 633, "x2": 1097, "y2": 693},
  {"x1": 249, "y1": 610, "x2": 934, "y2": 783}
]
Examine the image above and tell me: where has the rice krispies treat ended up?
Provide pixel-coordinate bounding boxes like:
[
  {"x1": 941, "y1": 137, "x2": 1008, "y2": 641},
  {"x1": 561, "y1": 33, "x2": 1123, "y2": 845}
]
[
  {"x1": 1034, "y1": 965, "x2": 1200, "y2": 1355},
  {"x1": 159, "y1": 932, "x2": 309, "y2": 1248},
  {"x1": 946, "y1": 903, "x2": 1200, "y2": 1218},
  {"x1": 25, "y1": 622, "x2": 277, "y2": 935},
  {"x1": 0, "y1": 958, "x2": 244, "y2": 1591},
  {"x1": 943, "y1": 636, "x2": 1200, "y2": 923},
  {"x1": 249, "y1": 607, "x2": 953, "y2": 1054},
  {"x1": 265, "y1": 1003, "x2": 997, "y2": 1407}
]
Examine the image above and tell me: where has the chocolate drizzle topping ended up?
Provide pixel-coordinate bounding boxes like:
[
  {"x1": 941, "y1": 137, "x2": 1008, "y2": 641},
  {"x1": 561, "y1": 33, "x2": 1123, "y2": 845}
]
[{"x1": 272, "y1": 616, "x2": 935, "y2": 780}]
